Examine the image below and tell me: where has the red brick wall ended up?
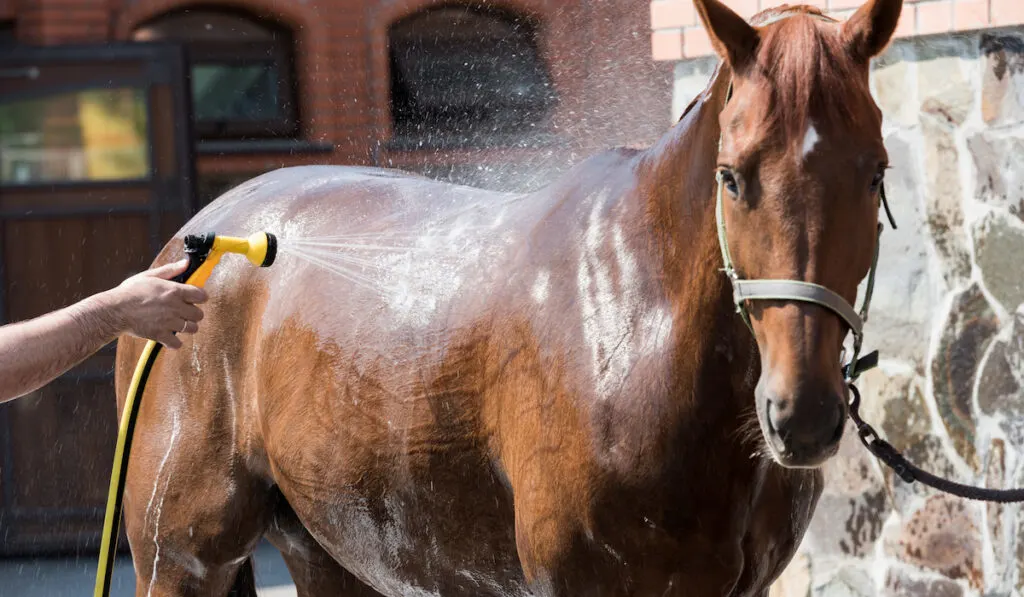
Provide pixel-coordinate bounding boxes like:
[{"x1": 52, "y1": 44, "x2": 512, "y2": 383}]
[
  {"x1": 9, "y1": 0, "x2": 673, "y2": 191},
  {"x1": 650, "y1": 0, "x2": 1024, "y2": 60},
  {"x1": 16, "y1": 0, "x2": 111, "y2": 45}
]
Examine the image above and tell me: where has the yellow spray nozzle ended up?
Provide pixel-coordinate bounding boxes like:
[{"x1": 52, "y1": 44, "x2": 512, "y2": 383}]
[
  {"x1": 173, "y1": 231, "x2": 277, "y2": 287},
  {"x1": 211, "y1": 232, "x2": 277, "y2": 268},
  {"x1": 183, "y1": 231, "x2": 278, "y2": 269}
]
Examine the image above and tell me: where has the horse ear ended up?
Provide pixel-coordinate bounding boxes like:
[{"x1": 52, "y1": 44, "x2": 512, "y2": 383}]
[
  {"x1": 841, "y1": 0, "x2": 904, "y2": 61},
  {"x1": 693, "y1": 0, "x2": 759, "y2": 70}
]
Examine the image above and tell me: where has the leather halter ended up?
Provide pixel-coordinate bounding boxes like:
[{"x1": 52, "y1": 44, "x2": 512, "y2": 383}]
[{"x1": 714, "y1": 167, "x2": 890, "y2": 381}]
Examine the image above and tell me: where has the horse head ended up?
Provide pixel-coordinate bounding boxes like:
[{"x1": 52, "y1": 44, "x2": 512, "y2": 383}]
[{"x1": 695, "y1": 0, "x2": 903, "y2": 468}]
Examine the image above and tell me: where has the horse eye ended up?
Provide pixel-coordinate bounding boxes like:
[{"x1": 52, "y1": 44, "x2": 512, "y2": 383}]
[
  {"x1": 870, "y1": 168, "x2": 886, "y2": 193},
  {"x1": 719, "y1": 170, "x2": 740, "y2": 196}
]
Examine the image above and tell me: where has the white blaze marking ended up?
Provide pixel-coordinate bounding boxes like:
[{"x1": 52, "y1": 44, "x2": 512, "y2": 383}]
[{"x1": 802, "y1": 124, "x2": 820, "y2": 159}]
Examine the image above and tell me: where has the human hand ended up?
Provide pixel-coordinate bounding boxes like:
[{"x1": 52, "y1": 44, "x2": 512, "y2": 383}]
[{"x1": 107, "y1": 260, "x2": 208, "y2": 349}]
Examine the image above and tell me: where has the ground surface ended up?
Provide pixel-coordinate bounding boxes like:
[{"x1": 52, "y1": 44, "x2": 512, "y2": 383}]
[{"x1": 0, "y1": 540, "x2": 297, "y2": 596}]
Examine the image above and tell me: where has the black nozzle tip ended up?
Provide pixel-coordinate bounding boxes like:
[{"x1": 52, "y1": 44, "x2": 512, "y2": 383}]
[
  {"x1": 262, "y1": 232, "x2": 277, "y2": 267},
  {"x1": 183, "y1": 232, "x2": 216, "y2": 254}
]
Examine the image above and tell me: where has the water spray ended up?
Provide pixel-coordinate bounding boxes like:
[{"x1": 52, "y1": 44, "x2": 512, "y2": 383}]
[{"x1": 93, "y1": 232, "x2": 277, "y2": 597}]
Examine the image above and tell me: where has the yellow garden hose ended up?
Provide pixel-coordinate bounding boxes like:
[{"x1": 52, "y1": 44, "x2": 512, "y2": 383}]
[{"x1": 93, "y1": 232, "x2": 277, "y2": 597}]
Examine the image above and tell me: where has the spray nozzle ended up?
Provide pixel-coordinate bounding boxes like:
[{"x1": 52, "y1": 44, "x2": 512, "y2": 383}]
[
  {"x1": 175, "y1": 232, "x2": 277, "y2": 285},
  {"x1": 182, "y1": 232, "x2": 277, "y2": 268},
  {"x1": 183, "y1": 232, "x2": 216, "y2": 256},
  {"x1": 211, "y1": 232, "x2": 277, "y2": 268}
]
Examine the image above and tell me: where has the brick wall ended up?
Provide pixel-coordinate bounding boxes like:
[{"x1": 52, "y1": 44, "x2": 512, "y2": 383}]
[
  {"x1": 650, "y1": 0, "x2": 1024, "y2": 60},
  {"x1": 0, "y1": 0, "x2": 14, "y2": 21},
  {"x1": 16, "y1": 0, "x2": 110, "y2": 45}
]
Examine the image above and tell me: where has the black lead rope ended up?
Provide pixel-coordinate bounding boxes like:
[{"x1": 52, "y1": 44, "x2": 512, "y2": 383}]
[
  {"x1": 839, "y1": 202, "x2": 1018, "y2": 503},
  {"x1": 879, "y1": 184, "x2": 898, "y2": 231},
  {"x1": 847, "y1": 383, "x2": 1024, "y2": 503}
]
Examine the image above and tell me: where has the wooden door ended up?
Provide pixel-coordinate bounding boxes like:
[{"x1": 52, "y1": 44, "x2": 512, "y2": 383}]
[{"x1": 0, "y1": 42, "x2": 195, "y2": 555}]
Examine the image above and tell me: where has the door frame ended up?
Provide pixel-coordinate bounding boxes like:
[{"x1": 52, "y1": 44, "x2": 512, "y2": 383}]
[
  {"x1": 0, "y1": 41, "x2": 195, "y2": 555},
  {"x1": 0, "y1": 41, "x2": 198, "y2": 324}
]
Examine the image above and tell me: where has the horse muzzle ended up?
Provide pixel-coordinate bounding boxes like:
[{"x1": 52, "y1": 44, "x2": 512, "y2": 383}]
[{"x1": 757, "y1": 374, "x2": 846, "y2": 468}]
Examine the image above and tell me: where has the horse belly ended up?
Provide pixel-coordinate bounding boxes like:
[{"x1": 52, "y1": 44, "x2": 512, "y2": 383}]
[{"x1": 278, "y1": 453, "x2": 530, "y2": 597}]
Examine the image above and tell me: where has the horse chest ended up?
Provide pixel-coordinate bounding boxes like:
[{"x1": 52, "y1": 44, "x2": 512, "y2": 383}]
[{"x1": 554, "y1": 456, "x2": 822, "y2": 596}]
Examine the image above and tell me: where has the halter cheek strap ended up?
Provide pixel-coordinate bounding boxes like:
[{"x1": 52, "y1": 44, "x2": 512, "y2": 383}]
[{"x1": 714, "y1": 170, "x2": 888, "y2": 381}]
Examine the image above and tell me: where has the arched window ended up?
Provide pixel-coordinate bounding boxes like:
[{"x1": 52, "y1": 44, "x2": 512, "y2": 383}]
[
  {"x1": 133, "y1": 8, "x2": 297, "y2": 140},
  {"x1": 388, "y1": 5, "x2": 556, "y2": 146}
]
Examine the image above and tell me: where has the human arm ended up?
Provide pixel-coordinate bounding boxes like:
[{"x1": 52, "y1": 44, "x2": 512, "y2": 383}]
[{"x1": 0, "y1": 260, "x2": 207, "y2": 403}]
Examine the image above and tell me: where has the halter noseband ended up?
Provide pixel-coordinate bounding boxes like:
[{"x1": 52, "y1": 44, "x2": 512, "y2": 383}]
[{"x1": 714, "y1": 79, "x2": 895, "y2": 382}]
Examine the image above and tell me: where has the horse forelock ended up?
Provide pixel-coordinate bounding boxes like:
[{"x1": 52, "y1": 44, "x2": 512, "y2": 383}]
[
  {"x1": 747, "y1": 10, "x2": 869, "y2": 152},
  {"x1": 749, "y1": 4, "x2": 835, "y2": 27}
]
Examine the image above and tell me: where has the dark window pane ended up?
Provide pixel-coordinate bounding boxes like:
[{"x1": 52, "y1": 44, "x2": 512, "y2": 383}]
[
  {"x1": 197, "y1": 172, "x2": 259, "y2": 205},
  {"x1": 389, "y1": 6, "x2": 556, "y2": 143},
  {"x1": 0, "y1": 88, "x2": 150, "y2": 185},
  {"x1": 191, "y1": 62, "x2": 281, "y2": 121}
]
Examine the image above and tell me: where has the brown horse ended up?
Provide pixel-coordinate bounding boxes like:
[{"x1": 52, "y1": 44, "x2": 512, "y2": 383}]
[{"x1": 115, "y1": 0, "x2": 902, "y2": 595}]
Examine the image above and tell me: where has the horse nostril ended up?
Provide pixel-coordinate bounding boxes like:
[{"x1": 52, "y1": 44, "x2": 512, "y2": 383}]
[
  {"x1": 767, "y1": 398, "x2": 793, "y2": 433},
  {"x1": 767, "y1": 392, "x2": 843, "y2": 450},
  {"x1": 830, "y1": 405, "x2": 845, "y2": 444}
]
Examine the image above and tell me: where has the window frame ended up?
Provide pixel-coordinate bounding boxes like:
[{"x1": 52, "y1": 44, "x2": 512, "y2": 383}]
[
  {"x1": 132, "y1": 9, "x2": 300, "y2": 142},
  {"x1": 185, "y1": 38, "x2": 299, "y2": 140}
]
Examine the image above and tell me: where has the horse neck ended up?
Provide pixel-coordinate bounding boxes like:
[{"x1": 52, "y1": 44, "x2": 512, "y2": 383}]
[{"x1": 638, "y1": 64, "x2": 759, "y2": 420}]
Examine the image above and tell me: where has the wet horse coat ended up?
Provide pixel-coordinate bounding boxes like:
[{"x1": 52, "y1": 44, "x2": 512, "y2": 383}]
[{"x1": 115, "y1": 1, "x2": 903, "y2": 595}]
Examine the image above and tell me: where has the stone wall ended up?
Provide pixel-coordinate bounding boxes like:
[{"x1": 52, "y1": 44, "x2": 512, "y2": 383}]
[{"x1": 673, "y1": 27, "x2": 1024, "y2": 597}]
